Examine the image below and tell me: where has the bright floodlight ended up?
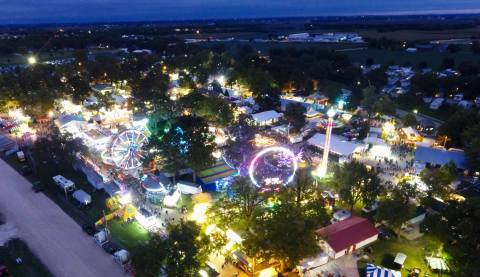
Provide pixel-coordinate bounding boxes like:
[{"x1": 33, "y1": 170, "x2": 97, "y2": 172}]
[
  {"x1": 327, "y1": 108, "x2": 336, "y2": 118},
  {"x1": 248, "y1": 146, "x2": 298, "y2": 188},
  {"x1": 27, "y1": 56, "x2": 37, "y2": 65}
]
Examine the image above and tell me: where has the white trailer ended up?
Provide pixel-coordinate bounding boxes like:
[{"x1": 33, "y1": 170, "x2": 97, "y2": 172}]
[{"x1": 53, "y1": 175, "x2": 75, "y2": 192}]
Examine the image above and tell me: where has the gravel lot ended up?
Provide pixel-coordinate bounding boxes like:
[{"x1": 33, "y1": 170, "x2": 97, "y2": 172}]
[{"x1": 0, "y1": 159, "x2": 125, "y2": 277}]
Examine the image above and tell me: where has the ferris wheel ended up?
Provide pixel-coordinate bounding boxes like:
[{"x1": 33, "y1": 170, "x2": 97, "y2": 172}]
[{"x1": 110, "y1": 129, "x2": 148, "y2": 170}]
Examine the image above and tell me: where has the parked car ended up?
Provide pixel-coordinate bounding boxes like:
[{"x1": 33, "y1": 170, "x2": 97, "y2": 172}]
[
  {"x1": 331, "y1": 209, "x2": 352, "y2": 223},
  {"x1": 21, "y1": 165, "x2": 32, "y2": 176},
  {"x1": 102, "y1": 241, "x2": 120, "y2": 255},
  {"x1": 32, "y1": 181, "x2": 45, "y2": 193},
  {"x1": 362, "y1": 201, "x2": 380, "y2": 213},
  {"x1": 82, "y1": 223, "x2": 96, "y2": 236}
]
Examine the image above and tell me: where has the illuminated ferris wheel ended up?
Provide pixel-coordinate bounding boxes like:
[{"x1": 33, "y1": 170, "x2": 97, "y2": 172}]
[{"x1": 110, "y1": 129, "x2": 148, "y2": 170}]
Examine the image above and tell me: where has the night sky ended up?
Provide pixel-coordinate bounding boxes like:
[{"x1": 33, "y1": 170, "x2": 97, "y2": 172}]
[{"x1": 1, "y1": 0, "x2": 480, "y2": 24}]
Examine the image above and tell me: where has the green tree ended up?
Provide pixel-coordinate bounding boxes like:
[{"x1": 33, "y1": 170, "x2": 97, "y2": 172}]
[
  {"x1": 419, "y1": 163, "x2": 455, "y2": 199},
  {"x1": 376, "y1": 198, "x2": 415, "y2": 234},
  {"x1": 426, "y1": 198, "x2": 480, "y2": 275},
  {"x1": 131, "y1": 235, "x2": 167, "y2": 277},
  {"x1": 166, "y1": 222, "x2": 205, "y2": 277},
  {"x1": 284, "y1": 103, "x2": 306, "y2": 133},
  {"x1": 160, "y1": 115, "x2": 215, "y2": 173},
  {"x1": 244, "y1": 202, "x2": 319, "y2": 271},
  {"x1": 333, "y1": 161, "x2": 382, "y2": 211},
  {"x1": 402, "y1": 113, "x2": 418, "y2": 127}
]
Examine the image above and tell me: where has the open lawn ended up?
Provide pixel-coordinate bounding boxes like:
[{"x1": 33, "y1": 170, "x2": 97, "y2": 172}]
[
  {"x1": 108, "y1": 220, "x2": 150, "y2": 250},
  {"x1": 359, "y1": 235, "x2": 450, "y2": 276},
  {"x1": 0, "y1": 239, "x2": 53, "y2": 277}
]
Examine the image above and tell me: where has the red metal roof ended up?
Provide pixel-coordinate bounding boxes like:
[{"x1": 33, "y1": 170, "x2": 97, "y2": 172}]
[{"x1": 316, "y1": 216, "x2": 378, "y2": 252}]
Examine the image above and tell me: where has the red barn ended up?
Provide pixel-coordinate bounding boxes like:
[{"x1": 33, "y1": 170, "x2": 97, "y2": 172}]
[{"x1": 316, "y1": 216, "x2": 378, "y2": 259}]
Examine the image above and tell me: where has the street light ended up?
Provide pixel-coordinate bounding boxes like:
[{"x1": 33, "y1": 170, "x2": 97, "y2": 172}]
[{"x1": 27, "y1": 56, "x2": 37, "y2": 65}]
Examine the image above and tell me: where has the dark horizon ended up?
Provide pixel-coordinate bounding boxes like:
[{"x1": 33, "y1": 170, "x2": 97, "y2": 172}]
[{"x1": 2, "y1": 0, "x2": 480, "y2": 25}]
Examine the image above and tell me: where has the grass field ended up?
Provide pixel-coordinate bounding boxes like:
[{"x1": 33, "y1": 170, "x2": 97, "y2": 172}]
[
  {"x1": 358, "y1": 235, "x2": 450, "y2": 276},
  {"x1": 0, "y1": 239, "x2": 53, "y2": 277}
]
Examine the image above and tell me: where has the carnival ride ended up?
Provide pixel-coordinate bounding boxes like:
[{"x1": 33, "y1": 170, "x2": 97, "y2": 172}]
[
  {"x1": 248, "y1": 146, "x2": 298, "y2": 189},
  {"x1": 109, "y1": 129, "x2": 148, "y2": 170},
  {"x1": 95, "y1": 195, "x2": 137, "y2": 226}
]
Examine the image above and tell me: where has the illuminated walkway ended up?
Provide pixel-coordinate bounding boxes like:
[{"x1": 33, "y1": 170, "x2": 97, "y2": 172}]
[{"x1": 0, "y1": 159, "x2": 124, "y2": 277}]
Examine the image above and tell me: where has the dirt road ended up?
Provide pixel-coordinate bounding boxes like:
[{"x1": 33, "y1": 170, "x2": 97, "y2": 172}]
[{"x1": 0, "y1": 159, "x2": 125, "y2": 277}]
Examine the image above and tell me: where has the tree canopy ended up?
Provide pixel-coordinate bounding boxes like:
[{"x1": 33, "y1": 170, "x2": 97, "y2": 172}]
[{"x1": 333, "y1": 161, "x2": 382, "y2": 210}]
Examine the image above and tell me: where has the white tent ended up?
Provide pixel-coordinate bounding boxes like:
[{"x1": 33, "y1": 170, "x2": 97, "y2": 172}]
[
  {"x1": 72, "y1": 189, "x2": 92, "y2": 205},
  {"x1": 365, "y1": 264, "x2": 401, "y2": 277},
  {"x1": 308, "y1": 133, "x2": 366, "y2": 157},
  {"x1": 426, "y1": 257, "x2": 449, "y2": 272},
  {"x1": 251, "y1": 110, "x2": 283, "y2": 126},
  {"x1": 177, "y1": 181, "x2": 202, "y2": 195},
  {"x1": 394, "y1": 252, "x2": 407, "y2": 266}
]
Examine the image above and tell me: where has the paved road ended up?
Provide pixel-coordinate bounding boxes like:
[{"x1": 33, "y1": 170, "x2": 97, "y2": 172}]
[{"x1": 0, "y1": 159, "x2": 125, "y2": 277}]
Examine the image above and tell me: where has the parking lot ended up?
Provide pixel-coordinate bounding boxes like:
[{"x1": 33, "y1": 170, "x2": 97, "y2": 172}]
[{"x1": 0, "y1": 159, "x2": 125, "y2": 277}]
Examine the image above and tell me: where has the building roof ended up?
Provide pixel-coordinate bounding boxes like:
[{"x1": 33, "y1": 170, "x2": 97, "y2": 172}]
[
  {"x1": 91, "y1": 83, "x2": 112, "y2": 92},
  {"x1": 307, "y1": 133, "x2": 365, "y2": 156},
  {"x1": 316, "y1": 216, "x2": 378, "y2": 252},
  {"x1": 415, "y1": 146, "x2": 467, "y2": 169},
  {"x1": 251, "y1": 110, "x2": 283, "y2": 123},
  {"x1": 55, "y1": 114, "x2": 85, "y2": 128}
]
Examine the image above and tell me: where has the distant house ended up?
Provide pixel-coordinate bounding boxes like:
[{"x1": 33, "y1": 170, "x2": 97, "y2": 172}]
[
  {"x1": 251, "y1": 110, "x2": 283, "y2": 126},
  {"x1": 316, "y1": 216, "x2": 378, "y2": 259},
  {"x1": 414, "y1": 146, "x2": 468, "y2": 170}
]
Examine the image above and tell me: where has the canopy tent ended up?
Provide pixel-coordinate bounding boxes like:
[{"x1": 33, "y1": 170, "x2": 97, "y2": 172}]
[
  {"x1": 197, "y1": 159, "x2": 236, "y2": 190},
  {"x1": 308, "y1": 133, "x2": 366, "y2": 157},
  {"x1": 394, "y1": 253, "x2": 407, "y2": 266},
  {"x1": 365, "y1": 264, "x2": 401, "y2": 277},
  {"x1": 72, "y1": 189, "x2": 92, "y2": 205},
  {"x1": 426, "y1": 257, "x2": 449, "y2": 272},
  {"x1": 415, "y1": 146, "x2": 467, "y2": 169}
]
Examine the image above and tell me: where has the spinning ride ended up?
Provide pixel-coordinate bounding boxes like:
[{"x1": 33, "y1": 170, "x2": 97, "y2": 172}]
[
  {"x1": 110, "y1": 129, "x2": 147, "y2": 170},
  {"x1": 248, "y1": 146, "x2": 298, "y2": 189}
]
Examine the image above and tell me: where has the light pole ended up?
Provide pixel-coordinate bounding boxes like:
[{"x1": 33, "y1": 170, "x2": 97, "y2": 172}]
[{"x1": 317, "y1": 108, "x2": 336, "y2": 177}]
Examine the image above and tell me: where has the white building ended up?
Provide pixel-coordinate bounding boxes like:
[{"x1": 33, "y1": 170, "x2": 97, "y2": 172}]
[
  {"x1": 316, "y1": 216, "x2": 378, "y2": 259},
  {"x1": 251, "y1": 110, "x2": 283, "y2": 126}
]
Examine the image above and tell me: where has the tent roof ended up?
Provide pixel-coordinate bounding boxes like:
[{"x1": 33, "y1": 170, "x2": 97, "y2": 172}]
[
  {"x1": 308, "y1": 133, "x2": 365, "y2": 156},
  {"x1": 401, "y1": 127, "x2": 420, "y2": 137},
  {"x1": 426, "y1": 257, "x2": 449, "y2": 271},
  {"x1": 73, "y1": 189, "x2": 91, "y2": 203},
  {"x1": 415, "y1": 146, "x2": 467, "y2": 169},
  {"x1": 197, "y1": 160, "x2": 236, "y2": 185},
  {"x1": 394, "y1": 253, "x2": 407, "y2": 265},
  {"x1": 251, "y1": 110, "x2": 283, "y2": 123},
  {"x1": 55, "y1": 114, "x2": 85, "y2": 127},
  {"x1": 365, "y1": 264, "x2": 401, "y2": 277}
]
